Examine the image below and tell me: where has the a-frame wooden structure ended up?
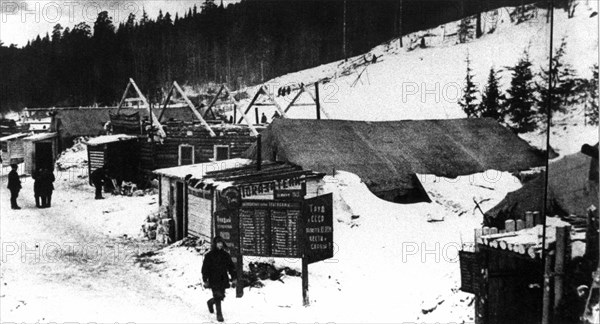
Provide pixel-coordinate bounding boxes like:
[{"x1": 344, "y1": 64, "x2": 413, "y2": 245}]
[
  {"x1": 279, "y1": 83, "x2": 330, "y2": 119},
  {"x1": 116, "y1": 78, "x2": 166, "y2": 138},
  {"x1": 158, "y1": 81, "x2": 217, "y2": 137},
  {"x1": 239, "y1": 83, "x2": 329, "y2": 123},
  {"x1": 158, "y1": 81, "x2": 260, "y2": 137}
]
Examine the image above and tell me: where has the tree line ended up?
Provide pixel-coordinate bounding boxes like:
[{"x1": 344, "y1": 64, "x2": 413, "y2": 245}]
[
  {"x1": 459, "y1": 38, "x2": 599, "y2": 133},
  {"x1": 0, "y1": 0, "x2": 541, "y2": 112}
]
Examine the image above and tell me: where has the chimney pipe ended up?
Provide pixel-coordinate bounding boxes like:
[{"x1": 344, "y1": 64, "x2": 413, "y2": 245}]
[{"x1": 256, "y1": 134, "x2": 262, "y2": 171}]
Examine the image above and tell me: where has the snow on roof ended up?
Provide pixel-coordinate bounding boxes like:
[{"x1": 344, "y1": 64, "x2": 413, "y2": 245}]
[
  {"x1": 0, "y1": 132, "x2": 30, "y2": 142},
  {"x1": 23, "y1": 132, "x2": 57, "y2": 141},
  {"x1": 479, "y1": 216, "x2": 578, "y2": 259},
  {"x1": 153, "y1": 158, "x2": 253, "y2": 180},
  {"x1": 85, "y1": 134, "x2": 138, "y2": 146}
]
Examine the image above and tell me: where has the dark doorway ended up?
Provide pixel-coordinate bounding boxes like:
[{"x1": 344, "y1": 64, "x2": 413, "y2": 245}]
[
  {"x1": 35, "y1": 142, "x2": 53, "y2": 170},
  {"x1": 176, "y1": 182, "x2": 185, "y2": 240}
]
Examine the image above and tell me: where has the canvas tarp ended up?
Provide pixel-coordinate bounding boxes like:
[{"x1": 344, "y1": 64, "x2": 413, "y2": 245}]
[
  {"x1": 243, "y1": 118, "x2": 546, "y2": 198},
  {"x1": 485, "y1": 149, "x2": 598, "y2": 226}
]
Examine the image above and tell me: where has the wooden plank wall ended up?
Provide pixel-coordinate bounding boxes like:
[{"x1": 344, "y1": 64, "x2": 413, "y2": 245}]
[
  {"x1": 187, "y1": 189, "x2": 212, "y2": 239},
  {"x1": 88, "y1": 145, "x2": 106, "y2": 173},
  {"x1": 483, "y1": 248, "x2": 543, "y2": 324},
  {"x1": 142, "y1": 126, "x2": 257, "y2": 171}
]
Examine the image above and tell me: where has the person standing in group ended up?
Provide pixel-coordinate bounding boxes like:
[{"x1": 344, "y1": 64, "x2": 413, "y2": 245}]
[
  {"x1": 90, "y1": 165, "x2": 108, "y2": 200},
  {"x1": 202, "y1": 236, "x2": 236, "y2": 322},
  {"x1": 32, "y1": 168, "x2": 43, "y2": 208},
  {"x1": 7, "y1": 164, "x2": 22, "y2": 210},
  {"x1": 41, "y1": 168, "x2": 55, "y2": 208}
]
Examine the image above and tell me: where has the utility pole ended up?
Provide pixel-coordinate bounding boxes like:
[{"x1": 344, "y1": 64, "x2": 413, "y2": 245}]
[
  {"x1": 541, "y1": 2, "x2": 554, "y2": 324},
  {"x1": 398, "y1": 0, "x2": 403, "y2": 48},
  {"x1": 343, "y1": 0, "x2": 347, "y2": 60}
]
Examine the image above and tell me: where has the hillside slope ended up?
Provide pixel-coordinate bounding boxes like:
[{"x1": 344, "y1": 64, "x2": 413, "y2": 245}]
[{"x1": 236, "y1": 2, "x2": 598, "y2": 155}]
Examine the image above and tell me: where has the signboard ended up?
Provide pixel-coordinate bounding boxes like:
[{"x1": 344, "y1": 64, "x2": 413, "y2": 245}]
[
  {"x1": 238, "y1": 200, "x2": 302, "y2": 258},
  {"x1": 214, "y1": 209, "x2": 240, "y2": 257},
  {"x1": 274, "y1": 189, "x2": 304, "y2": 201},
  {"x1": 238, "y1": 177, "x2": 306, "y2": 198},
  {"x1": 212, "y1": 191, "x2": 333, "y2": 305},
  {"x1": 303, "y1": 194, "x2": 334, "y2": 264},
  {"x1": 239, "y1": 206, "x2": 269, "y2": 256}
]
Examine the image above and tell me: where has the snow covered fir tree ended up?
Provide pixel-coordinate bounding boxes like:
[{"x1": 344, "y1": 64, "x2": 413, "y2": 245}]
[
  {"x1": 504, "y1": 49, "x2": 538, "y2": 133},
  {"x1": 459, "y1": 52, "x2": 480, "y2": 118}
]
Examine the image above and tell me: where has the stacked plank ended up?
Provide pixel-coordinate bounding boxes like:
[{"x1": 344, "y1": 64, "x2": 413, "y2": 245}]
[{"x1": 475, "y1": 211, "x2": 571, "y2": 259}]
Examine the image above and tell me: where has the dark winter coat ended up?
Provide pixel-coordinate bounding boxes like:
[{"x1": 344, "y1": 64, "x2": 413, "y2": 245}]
[
  {"x1": 90, "y1": 168, "x2": 106, "y2": 186},
  {"x1": 41, "y1": 170, "x2": 55, "y2": 194},
  {"x1": 7, "y1": 170, "x2": 21, "y2": 191},
  {"x1": 33, "y1": 170, "x2": 42, "y2": 195},
  {"x1": 202, "y1": 239, "x2": 236, "y2": 290}
]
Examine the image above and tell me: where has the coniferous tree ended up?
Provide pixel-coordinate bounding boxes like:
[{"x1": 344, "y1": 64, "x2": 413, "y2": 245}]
[
  {"x1": 1, "y1": 1, "x2": 550, "y2": 112},
  {"x1": 505, "y1": 50, "x2": 537, "y2": 133},
  {"x1": 459, "y1": 52, "x2": 480, "y2": 117},
  {"x1": 479, "y1": 67, "x2": 505, "y2": 121},
  {"x1": 538, "y1": 37, "x2": 578, "y2": 115}
]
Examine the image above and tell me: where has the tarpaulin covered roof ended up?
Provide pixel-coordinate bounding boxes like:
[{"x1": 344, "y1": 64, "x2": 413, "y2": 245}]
[
  {"x1": 244, "y1": 118, "x2": 546, "y2": 196},
  {"x1": 485, "y1": 148, "x2": 598, "y2": 226}
]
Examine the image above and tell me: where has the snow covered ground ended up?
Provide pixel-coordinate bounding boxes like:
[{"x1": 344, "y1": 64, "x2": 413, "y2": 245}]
[
  {"x1": 1, "y1": 2, "x2": 597, "y2": 323},
  {"x1": 0, "y1": 168, "x2": 213, "y2": 322},
  {"x1": 131, "y1": 169, "x2": 522, "y2": 323},
  {"x1": 1, "y1": 146, "x2": 525, "y2": 322}
]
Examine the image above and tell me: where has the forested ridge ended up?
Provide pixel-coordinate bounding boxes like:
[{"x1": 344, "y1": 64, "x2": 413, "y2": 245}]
[{"x1": 0, "y1": 0, "x2": 537, "y2": 111}]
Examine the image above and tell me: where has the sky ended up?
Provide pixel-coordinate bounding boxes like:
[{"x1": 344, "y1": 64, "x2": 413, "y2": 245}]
[{"x1": 0, "y1": 0, "x2": 239, "y2": 47}]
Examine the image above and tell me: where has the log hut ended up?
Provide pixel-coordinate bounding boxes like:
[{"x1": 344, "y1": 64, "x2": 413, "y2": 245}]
[{"x1": 107, "y1": 79, "x2": 265, "y2": 186}]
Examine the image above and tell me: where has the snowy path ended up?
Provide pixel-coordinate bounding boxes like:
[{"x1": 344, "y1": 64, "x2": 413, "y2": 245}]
[{"x1": 0, "y1": 173, "x2": 209, "y2": 323}]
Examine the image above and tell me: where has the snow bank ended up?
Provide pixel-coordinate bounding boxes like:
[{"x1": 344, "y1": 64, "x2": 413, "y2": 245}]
[{"x1": 55, "y1": 137, "x2": 88, "y2": 171}]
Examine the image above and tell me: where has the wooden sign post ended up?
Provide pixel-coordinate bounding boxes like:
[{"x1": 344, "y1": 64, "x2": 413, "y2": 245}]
[
  {"x1": 301, "y1": 193, "x2": 334, "y2": 306},
  {"x1": 213, "y1": 187, "x2": 244, "y2": 298},
  {"x1": 215, "y1": 184, "x2": 333, "y2": 305}
]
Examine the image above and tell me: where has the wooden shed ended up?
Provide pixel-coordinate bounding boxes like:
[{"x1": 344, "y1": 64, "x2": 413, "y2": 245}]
[
  {"x1": 22, "y1": 132, "x2": 59, "y2": 174},
  {"x1": 0, "y1": 133, "x2": 29, "y2": 166},
  {"x1": 85, "y1": 134, "x2": 140, "y2": 185},
  {"x1": 153, "y1": 158, "x2": 253, "y2": 242}
]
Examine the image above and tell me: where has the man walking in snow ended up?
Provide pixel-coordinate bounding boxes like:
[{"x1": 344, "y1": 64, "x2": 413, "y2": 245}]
[
  {"x1": 7, "y1": 164, "x2": 22, "y2": 209},
  {"x1": 202, "y1": 236, "x2": 236, "y2": 322}
]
